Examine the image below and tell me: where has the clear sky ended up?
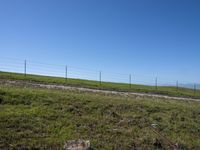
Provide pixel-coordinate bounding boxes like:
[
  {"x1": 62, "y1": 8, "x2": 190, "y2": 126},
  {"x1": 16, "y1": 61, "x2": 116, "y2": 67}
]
[{"x1": 0, "y1": 0, "x2": 200, "y2": 84}]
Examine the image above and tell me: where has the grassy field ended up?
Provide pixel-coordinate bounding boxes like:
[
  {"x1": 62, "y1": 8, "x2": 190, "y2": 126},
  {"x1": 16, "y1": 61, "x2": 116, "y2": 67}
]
[
  {"x1": 0, "y1": 84, "x2": 200, "y2": 149},
  {"x1": 0, "y1": 71, "x2": 200, "y2": 99}
]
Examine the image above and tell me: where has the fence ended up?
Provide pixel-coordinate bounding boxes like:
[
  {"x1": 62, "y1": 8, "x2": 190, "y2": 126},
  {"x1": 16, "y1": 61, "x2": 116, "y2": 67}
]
[{"x1": 0, "y1": 57, "x2": 199, "y2": 91}]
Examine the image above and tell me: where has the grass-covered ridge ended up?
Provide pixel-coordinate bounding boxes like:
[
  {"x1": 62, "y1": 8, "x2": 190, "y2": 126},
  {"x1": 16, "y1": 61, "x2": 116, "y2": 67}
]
[
  {"x1": 0, "y1": 85, "x2": 200, "y2": 149},
  {"x1": 0, "y1": 71, "x2": 200, "y2": 99}
]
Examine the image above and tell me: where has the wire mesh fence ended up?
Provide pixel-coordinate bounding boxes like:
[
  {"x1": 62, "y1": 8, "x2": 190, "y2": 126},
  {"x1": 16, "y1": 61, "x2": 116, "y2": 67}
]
[{"x1": 0, "y1": 57, "x2": 199, "y2": 90}]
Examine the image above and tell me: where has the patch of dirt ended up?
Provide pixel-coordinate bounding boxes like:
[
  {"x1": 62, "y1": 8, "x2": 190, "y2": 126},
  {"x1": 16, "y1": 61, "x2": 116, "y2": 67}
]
[{"x1": 0, "y1": 79, "x2": 200, "y2": 102}]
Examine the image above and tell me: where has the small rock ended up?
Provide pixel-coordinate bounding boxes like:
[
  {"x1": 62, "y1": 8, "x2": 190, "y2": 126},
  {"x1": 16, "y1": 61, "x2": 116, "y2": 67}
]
[{"x1": 63, "y1": 140, "x2": 91, "y2": 150}]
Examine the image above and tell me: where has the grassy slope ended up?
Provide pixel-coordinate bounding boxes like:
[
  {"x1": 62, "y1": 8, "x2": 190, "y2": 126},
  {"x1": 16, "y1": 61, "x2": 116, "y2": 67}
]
[
  {"x1": 0, "y1": 85, "x2": 200, "y2": 149},
  {"x1": 0, "y1": 71, "x2": 200, "y2": 99}
]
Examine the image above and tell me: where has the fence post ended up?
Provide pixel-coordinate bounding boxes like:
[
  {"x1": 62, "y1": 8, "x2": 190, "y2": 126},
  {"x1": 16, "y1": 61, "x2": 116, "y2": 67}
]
[
  {"x1": 24, "y1": 59, "x2": 26, "y2": 77},
  {"x1": 176, "y1": 80, "x2": 179, "y2": 91},
  {"x1": 155, "y1": 77, "x2": 158, "y2": 90},
  {"x1": 129, "y1": 74, "x2": 132, "y2": 88},
  {"x1": 194, "y1": 84, "x2": 196, "y2": 95},
  {"x1": 99, "y1": 71, "x2": 102, "y2": 86},
  {"x1": 65, "y1": 65, "x2": 68, "y2": 82}
]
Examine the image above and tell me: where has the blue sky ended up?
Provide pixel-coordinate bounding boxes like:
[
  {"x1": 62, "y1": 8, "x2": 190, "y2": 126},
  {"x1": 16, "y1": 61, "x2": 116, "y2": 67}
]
[{"x1": 0, "y1": 0, "x2": 200, "y2": 84}]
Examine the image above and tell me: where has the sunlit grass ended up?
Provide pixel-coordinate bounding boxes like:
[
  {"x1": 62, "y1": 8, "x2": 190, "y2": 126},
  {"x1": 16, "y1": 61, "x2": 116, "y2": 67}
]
[
  {"x1": 0, "y1": 85, "x2": 200, "y2": 149},
  {"x1": 0, "y1": 71, "x2": 200, "y2": 99}
]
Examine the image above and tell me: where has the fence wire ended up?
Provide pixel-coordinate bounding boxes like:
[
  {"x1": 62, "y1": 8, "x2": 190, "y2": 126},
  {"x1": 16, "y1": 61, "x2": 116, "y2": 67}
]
[{"x1": 0, "y1": 57, "x2": 199, "y2": 90}]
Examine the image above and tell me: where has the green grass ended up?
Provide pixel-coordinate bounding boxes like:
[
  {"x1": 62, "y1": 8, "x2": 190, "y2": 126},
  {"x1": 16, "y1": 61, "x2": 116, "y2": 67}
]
[
  {"x1": 0, "y1": 85, "x2": 200, "y2": 149},
  {"x1": 0, "y1": 71, "x2": 200, "y2": 99}
]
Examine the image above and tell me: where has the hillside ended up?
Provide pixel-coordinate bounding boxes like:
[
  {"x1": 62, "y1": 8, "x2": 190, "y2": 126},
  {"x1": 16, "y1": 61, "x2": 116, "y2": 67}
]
[
  {"x1": 0, "y1": 74, "x2": 200, "y2": 149},
  {"x1": 0, "y1": 71, "x2": 200, "y2": 99}
]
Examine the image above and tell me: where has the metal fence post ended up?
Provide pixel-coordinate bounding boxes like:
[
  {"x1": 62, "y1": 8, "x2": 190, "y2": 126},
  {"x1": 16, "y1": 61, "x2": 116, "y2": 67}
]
[
  {"x1": 155, "y1": 77, "x2": 158, "y2": 90},
  {"x1": 176, "y1": 80, "x2": 179, "y2": 91},
  {"x1": 129, "y1": 74, "x2": 132, "y2": 88},
  {"x1": 194, "y1": 84, "x2": 196, "y2": 95},
  {"x1": 24, "y1": 59, "x2": 26, "y2": 77},
  {"x1": 65, "y1": 65, "x2": 68, "y2": 82},
  {"x1": 99, "y1": 71, "x2": 102, "y2": 86}
]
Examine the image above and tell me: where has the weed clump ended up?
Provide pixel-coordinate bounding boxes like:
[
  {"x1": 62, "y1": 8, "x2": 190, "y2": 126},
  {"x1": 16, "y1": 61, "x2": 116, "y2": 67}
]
[{"x1": 0, "y1": 96, "x2": 3, "y2": 104}]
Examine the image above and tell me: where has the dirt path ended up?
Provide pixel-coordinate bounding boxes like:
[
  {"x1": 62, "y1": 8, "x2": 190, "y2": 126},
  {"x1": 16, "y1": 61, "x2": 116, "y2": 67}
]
[{"x1": 1, "y1": 79, "x2": 200, "y2": 102}]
